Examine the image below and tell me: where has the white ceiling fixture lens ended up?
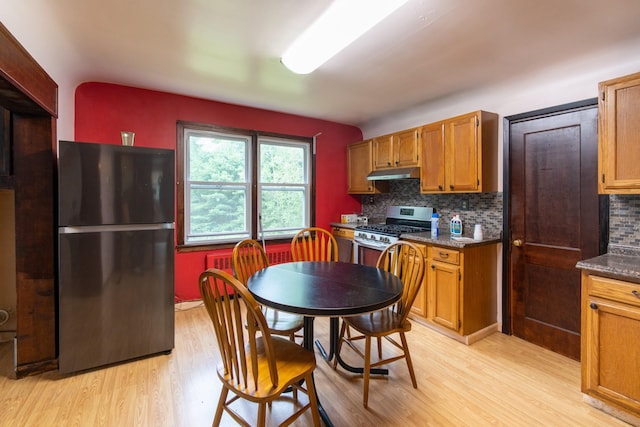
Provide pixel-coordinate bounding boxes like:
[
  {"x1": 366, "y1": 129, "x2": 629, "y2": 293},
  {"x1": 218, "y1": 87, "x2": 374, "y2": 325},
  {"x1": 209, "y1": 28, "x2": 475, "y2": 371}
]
[{"x1": 281, "y1": 0, "x2": 409, "y2": 74}]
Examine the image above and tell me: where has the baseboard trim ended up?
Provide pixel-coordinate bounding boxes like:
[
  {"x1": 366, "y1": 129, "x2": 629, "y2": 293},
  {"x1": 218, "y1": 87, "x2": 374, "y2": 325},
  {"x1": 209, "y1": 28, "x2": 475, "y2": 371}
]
[{"x1": 409, "y1": 315, "x2": 501, "y2": 345}]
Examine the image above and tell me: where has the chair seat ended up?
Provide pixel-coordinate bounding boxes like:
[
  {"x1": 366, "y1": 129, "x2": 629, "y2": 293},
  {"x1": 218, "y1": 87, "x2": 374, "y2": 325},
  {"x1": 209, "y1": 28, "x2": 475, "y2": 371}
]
[
  {"x1": 217, "y1": 335, "x2": 316, "y2": 401},
  {"x1": 343, "y1": 308, "x2": 412, "y2": 337},
  {"x1": 263, "y1": 309, "x2": 305, "y2": 336}
]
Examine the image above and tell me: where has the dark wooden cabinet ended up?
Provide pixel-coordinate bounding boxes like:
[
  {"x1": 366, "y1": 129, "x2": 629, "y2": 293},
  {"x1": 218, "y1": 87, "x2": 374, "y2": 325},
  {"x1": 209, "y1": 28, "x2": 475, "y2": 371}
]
[{"x1": 0, "y1": 22, "x2": 58, "y2": 377}]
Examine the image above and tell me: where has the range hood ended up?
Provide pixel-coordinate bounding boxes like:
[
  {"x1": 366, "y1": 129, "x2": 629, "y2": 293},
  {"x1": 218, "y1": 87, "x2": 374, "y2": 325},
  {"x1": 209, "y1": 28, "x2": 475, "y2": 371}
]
[{"x1": 366, "y1": 167, "x2": 420, "y2": 181}]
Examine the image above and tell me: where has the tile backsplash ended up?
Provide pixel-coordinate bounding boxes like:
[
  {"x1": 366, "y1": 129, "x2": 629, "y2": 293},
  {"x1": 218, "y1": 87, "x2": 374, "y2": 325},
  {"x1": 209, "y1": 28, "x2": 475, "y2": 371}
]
[
  {"x1": 359, "y1": 181, "x2": 640, "y2": 250},
  {"x1": 608, "y1": 194, "x2": 640, "y2": 248},
  {"x1": 360, "y1": 180, "x2": 503, "y2": 236}
]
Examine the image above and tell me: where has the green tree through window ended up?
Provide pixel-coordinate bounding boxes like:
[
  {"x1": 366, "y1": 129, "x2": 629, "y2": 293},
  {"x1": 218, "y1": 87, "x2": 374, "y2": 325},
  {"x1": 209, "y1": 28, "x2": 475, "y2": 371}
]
[{"x1": 177, "y1": 122, "x2": 313, "y2": 247}]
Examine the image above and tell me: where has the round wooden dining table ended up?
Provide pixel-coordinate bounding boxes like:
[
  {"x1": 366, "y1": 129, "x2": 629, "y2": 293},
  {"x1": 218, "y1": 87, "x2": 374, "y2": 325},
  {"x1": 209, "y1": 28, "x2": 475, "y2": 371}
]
[{"x1": 247, "y1": 261, "x2": 403, "y2": 427}]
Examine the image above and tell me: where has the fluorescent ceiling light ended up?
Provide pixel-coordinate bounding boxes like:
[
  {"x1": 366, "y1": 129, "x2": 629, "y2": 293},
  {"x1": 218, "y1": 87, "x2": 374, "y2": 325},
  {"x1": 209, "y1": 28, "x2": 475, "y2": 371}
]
[{"x1": 281, "y1": 0, "x2": 408, "y2": 74}]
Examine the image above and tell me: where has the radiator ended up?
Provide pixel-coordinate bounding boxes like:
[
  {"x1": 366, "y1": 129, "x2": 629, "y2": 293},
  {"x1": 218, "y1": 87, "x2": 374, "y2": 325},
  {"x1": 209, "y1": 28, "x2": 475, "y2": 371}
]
[{"x1": 205, "y1": 247, "x2": 292, "y2": 272}]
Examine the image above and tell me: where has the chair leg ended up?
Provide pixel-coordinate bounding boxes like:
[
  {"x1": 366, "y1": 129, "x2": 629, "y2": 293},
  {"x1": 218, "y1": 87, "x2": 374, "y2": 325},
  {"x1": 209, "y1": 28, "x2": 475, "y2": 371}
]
[
  {"x1": 377, "y1": 337, "x2": 382, "y2": 359},
  {"x1": 363, "y1": 335, "x2": 372, "y2": 408},
  {"x1": 213, "y1": 387, "x2": 228, "y2": 427},
  {"x1": 257, "y1": 402, "x2": 267, "y2": 427},
  {"x1": 400, "y1": 331, "x2": 417, "y2": 388},
  {"x1": 305, "y1": 372, "x2": 322, "y2": 426}
]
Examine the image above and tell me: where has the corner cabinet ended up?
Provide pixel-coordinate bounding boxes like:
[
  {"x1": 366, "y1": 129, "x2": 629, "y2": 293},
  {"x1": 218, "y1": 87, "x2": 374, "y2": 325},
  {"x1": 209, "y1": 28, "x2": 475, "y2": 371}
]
[
  {"x1": 347, "y1": 140, "x2": 389, "y2": 194},
  {"x1": 373, "y1": 128, "x2": 420, "y2": 170},
  {"x1": 420, "y1": 111, "x2": 498, "y2": 194},
  {"x1": 598, "y1": 71, "x2": 640, "y2": 194},
  {"x1": 581, "y1": 273, "x2": 640, "y2": 420}
]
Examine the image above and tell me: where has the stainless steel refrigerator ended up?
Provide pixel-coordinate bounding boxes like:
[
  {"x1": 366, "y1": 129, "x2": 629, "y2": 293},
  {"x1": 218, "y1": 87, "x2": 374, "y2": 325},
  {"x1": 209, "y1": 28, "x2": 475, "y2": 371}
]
[{"x1": 57, "y1": 140, "x2": 175, "y2": 374}]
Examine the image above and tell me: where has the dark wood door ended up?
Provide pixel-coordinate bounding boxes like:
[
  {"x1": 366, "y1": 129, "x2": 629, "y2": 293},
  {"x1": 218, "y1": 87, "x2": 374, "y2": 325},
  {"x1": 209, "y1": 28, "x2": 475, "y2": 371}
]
[{"x1": 508, "y1": 103, "x2": 600, "y2": 361}]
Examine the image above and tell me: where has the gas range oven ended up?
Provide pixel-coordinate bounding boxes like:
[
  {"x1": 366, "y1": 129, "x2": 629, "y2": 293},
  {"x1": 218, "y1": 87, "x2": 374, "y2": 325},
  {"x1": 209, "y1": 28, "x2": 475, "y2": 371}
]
[{"x1": 353, "y1": 206, "x2": 433, "y2": 265}]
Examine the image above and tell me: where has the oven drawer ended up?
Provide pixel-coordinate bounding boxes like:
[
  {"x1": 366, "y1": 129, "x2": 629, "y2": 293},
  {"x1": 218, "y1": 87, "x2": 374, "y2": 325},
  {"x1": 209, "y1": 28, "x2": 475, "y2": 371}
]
[{"x1": 431, "y1": 246, "x2": 460, "y2": 265}]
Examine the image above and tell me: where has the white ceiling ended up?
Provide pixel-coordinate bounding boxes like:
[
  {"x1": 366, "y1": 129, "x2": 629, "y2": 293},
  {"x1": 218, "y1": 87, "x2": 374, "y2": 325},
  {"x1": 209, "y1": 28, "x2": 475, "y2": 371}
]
[{"x1": 15, "y1": 0, "x2": 640, "y2": 126}]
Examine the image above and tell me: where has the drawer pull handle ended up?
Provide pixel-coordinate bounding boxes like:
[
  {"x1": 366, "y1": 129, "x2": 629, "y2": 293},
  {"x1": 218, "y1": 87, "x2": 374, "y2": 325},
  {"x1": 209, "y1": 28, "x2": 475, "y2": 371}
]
[
  {"x1": 439, "y1": 252, "x2": 449, "y2": 258},
  {"x1": 589, "y1": 303, "x2": 598, "y2": 310},
  {"x1": 632, "y1": 290, "x2": 640, "y2": 299}
]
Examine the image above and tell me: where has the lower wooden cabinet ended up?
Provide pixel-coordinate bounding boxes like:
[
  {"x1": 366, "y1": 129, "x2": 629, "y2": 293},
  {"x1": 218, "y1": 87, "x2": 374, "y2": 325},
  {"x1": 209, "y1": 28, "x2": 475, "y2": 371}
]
[
  {"x1": 409, "y1": 242, "x2": 428, "y2": 317},
  {"x1": 331, "y1": 226, "x2": 354, "y2": 264},
  {"x1": 581, "y1": 273, "x2": 640, "y2": 420},
  {"x1": 429, "y1": 246, "x2": 461, "y2": 330},
  {"x1": 406, "y1": 240, "x2": 499, "y2": 344}
]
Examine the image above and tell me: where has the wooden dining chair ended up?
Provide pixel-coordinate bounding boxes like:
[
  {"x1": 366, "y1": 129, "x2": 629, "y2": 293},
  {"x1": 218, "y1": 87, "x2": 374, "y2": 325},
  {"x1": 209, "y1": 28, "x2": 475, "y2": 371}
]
[
  {"x1": 290, "y1": 227, "x2": 339, "y2": 262},
  {"x1": 334, "y1": 240, "x2": 425, "y2": 408},
  {"x1": 199, "y1": 268, "x2": 321, "y2": 427},
  {"x1": 231, "y1": 239, "x2": 304, "y2": 342}
]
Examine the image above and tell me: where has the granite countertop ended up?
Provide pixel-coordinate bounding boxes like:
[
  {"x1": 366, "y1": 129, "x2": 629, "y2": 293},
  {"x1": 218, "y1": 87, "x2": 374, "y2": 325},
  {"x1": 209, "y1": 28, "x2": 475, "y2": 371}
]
[
  {"x1": 399, "y1": 231, "x2": 501, "y2": 248},
  {"x1": 330, "y1": 221, "x2": 501, "y2": 248},
  {"x1": 576, "y1": 244, "x2": 640, "y2": 282}
]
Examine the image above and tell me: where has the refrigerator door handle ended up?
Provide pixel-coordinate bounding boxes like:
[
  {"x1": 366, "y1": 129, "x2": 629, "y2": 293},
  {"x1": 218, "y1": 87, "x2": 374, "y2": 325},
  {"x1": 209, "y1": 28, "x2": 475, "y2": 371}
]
[{"x1": 59, "y1": 223, "x2": 175, "y2": 234}]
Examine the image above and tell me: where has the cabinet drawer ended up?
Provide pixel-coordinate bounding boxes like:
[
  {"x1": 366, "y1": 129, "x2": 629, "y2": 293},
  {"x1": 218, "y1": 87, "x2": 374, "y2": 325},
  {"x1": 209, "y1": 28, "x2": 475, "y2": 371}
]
[
  {"x1": 331, "y1": 227, "x2": 354, "y2": 239},
  {"x1": 588, "y1": 275, "x2": 640, "y2": 308},
  {"x1": 431, "y1": 246, "x2": 460, "y2": 265}
]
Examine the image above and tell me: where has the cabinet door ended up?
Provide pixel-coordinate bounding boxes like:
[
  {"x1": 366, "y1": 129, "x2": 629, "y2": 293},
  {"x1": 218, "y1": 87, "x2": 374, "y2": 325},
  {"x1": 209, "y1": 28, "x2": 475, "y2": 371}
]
[
  {"x1": 409, "y1": 242, "x2": 428, "y2": 317},
  {"x1": 446, "y1": 112, "x2": 479, "y2": 192},
  {"x1": 583, "y1": 295, "x2": 640, "y2": 414},
  {"x1": 394, "y1": 128, "x2": 419, "y2": 168},
  {"x1": 419, "y1": 122, "x2": 445, "y2": 193},
  {"x1": 372, "y1": 134, "x2": 394, "y2": 169},
  {"x1": 598, "y1": 72, "x2": 640, "y2": 193},
  {"x1": 429, "y1": 261, "x2": 460, "y2": 331},
  {"x1": 348, "y1": 140, "x2": 374, "y2": 194}
]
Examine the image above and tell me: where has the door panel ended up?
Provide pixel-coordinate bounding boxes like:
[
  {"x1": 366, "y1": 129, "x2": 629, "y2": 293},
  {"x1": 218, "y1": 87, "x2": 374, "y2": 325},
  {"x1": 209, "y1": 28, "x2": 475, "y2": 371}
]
[{"x1": 509, "y1": 104, "x2": 600, "y2": 361}]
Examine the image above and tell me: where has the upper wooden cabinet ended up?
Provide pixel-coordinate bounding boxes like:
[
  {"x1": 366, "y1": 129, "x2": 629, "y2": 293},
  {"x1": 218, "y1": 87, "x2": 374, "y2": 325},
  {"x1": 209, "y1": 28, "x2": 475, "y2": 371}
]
[
  {"x1": 347, "y1": 140, "x2": 389, "y2": 194},
  {"x1": 373, "y1": 128, "x2": 420, "y2": 170},
  {"x1": 419, "y1": 122, "x2": 445, "y2": 192},
  {"x1": 598, "y1": 71, "x2": 640, "y2": 194},
  {"x1": 420, "y1": 111, "x2": 498, "y2": 194}
]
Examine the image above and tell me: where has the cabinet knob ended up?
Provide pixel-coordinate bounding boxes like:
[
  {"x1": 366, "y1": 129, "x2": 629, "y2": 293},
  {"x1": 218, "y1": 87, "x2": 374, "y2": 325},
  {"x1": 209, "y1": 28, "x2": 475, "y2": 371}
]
[
  {"x1": 450, "y1": 185, "x2": 454, "y2": 190},
  {"x1": 513, "y1": 239, "x2": 523, "y2": 247},
  {"x1": 438, "y1": 185, "x2": 443, "y2": 191},
  {"x1": 589, "y1": 302, "x2": 598, "y2": 310},
  {"x1": 431, "y1": 265, "x2": 435, "y2": 269}
]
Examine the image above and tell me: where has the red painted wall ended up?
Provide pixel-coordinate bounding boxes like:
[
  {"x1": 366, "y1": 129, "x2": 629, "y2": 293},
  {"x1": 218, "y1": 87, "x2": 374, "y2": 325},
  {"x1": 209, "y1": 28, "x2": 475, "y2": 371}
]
[{"x1": 74, "y1": 82, "x2": 362, "y2": 301}]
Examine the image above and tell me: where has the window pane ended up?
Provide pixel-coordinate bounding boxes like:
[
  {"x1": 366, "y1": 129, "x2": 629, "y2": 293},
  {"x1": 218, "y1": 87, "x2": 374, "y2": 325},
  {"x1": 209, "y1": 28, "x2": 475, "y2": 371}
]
[
  {"x1": 188, "y1": 186, "x2": 248, "y2": 242},
  {"x1": 260, "y1": 188, "x2": 306, "y2": 233},
  {"x1": 260, "y1": 143, "x2": 305, "y2": 184},
  {"x1": 189, "y1": 134, "x2": 247, "y2": 182}
]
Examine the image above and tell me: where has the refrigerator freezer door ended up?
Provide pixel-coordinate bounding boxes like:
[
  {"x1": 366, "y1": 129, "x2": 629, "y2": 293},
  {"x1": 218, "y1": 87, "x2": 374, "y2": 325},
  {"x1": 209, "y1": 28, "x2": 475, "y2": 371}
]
[
  {"x1": 58, "y1": 227, "x2": 175, "y2": 374},
  {"x1": 58, "y1": 141, "x2": 175, "y2": 227}
]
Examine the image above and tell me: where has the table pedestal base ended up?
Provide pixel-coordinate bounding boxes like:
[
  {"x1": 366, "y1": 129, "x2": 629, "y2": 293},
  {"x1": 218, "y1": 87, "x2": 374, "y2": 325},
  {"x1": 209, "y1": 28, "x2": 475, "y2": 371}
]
[{"x1": 315, "y1": 317, "x2": 389, "y2": 375}]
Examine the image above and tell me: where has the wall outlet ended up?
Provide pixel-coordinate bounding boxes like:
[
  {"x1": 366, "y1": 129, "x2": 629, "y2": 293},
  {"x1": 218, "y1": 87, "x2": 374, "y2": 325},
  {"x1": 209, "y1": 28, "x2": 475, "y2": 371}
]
[
  {"x1": 367, "y1": 195, "x2": 375, "y2": 204},
  {"x1": 461, "y1": 197, "x2": 470, "y2": 210}
]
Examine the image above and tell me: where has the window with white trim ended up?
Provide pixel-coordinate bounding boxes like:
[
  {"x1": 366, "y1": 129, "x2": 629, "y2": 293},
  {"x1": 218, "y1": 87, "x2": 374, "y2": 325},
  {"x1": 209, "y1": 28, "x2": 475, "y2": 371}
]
[{"x1": 177, "y1": 121, "x2": 313, "y2": 247}]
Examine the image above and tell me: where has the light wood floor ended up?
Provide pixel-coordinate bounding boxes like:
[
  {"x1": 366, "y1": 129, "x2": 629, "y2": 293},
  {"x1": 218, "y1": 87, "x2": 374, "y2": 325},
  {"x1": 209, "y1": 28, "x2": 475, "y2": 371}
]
[{"x1": 0, "y1": 303, "x2": 630, "y2": 427}]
